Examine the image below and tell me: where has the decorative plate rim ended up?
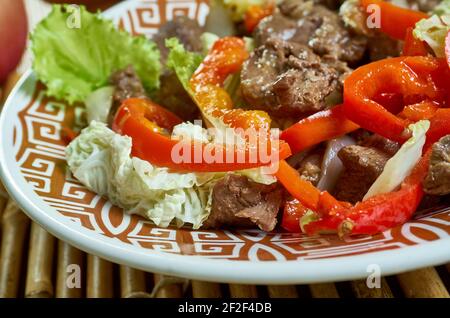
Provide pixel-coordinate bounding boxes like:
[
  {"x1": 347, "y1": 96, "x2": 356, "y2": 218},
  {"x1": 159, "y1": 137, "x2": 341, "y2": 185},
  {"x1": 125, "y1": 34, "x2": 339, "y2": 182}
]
[{"x1": 0, "y1": 1, "x2": 450, "y2": 284}]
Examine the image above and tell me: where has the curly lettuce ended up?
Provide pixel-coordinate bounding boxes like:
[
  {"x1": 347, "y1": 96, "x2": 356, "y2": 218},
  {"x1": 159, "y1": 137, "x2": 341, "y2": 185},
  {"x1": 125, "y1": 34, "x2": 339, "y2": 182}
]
[{"x1": 31, "y1": 5, "x2": 160, "y2": 104}]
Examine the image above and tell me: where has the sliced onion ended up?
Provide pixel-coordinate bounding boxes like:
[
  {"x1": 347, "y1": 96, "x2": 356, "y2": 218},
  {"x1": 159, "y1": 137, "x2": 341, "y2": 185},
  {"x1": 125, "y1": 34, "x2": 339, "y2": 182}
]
[{"x1": 317, "y1": 135, "x2": 355, "y2": 192}]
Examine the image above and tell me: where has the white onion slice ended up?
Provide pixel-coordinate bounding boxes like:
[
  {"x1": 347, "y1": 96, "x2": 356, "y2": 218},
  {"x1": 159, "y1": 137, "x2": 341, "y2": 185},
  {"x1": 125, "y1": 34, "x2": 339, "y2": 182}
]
[{"x1": 317, "y1": 135, "x2": 355, "y2": 192}]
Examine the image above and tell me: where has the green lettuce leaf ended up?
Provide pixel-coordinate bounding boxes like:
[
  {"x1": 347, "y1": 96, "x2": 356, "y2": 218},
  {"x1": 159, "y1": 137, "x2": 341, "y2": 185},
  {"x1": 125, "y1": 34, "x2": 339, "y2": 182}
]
[
  {"x1": 31, "y1": 5, "x2": 160, "y2": 104},
  {"x1": 66, "y1": 121, "x2": 216, "y2": 229},
  {"x1": 165, "y1": 37, "x2": 203, "y2": 92}
]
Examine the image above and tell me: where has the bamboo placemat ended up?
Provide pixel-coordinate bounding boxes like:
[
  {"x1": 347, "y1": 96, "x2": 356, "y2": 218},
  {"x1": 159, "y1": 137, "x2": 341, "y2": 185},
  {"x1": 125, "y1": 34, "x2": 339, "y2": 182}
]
[{"x1": 0, "y1": 0, "x2": 449, "y2": 299}]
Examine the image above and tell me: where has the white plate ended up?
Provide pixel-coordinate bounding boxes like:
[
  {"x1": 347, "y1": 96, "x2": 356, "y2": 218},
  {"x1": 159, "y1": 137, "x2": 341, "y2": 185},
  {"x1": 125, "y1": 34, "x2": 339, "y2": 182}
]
[{"x1": 0, "y1": 0, "x2": 449, "y2": 284}]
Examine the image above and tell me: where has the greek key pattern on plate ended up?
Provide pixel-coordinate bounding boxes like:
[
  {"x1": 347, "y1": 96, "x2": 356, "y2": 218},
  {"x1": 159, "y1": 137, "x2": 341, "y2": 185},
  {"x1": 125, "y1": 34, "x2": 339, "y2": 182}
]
[{"x1": 10, "y1": 1, "x2": 450, "y2": 261}]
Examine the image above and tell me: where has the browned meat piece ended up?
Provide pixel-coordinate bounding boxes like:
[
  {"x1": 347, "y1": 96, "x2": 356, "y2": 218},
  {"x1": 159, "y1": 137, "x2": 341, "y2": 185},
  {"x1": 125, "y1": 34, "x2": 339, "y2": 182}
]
[
  {"x1": 424, "y1": 135, "x2": 450, "y2": 195},
  {"x1": 359, "y1": 134, "x2": 400, "y2": 156},
  {"x1": 152, "y1": 16, "x2": 204, "y2": 121},
  {"x1": 108, "y1": 65, "x2": 147, "y2": 125},
  {"x1": 255, "y1": 0, "x2": 367, "y2": 64},
  {"x1": 152, "y1": 16, "x2": 204, "y2": 64},
  {"x1": 297, "y1": 149, "x2": 324, "y2": 185},
  {"x1": 154, "y1": 72, "x2": 200, "y2": 122},
  {"x1": 313, "y1": 0, "x2": 343, "y2": 10},
  {"x1": 241, "y1": 39, "x2": 342, "y2": 116},
  {"x1": 368, "y1": 34, "x2": 402, "y2": 61},
  {"x1": 203, "y1": 174, "x2": 283, "y2": 231},
  {"x1": 333, "y1": 145, "x2": 391, "y2": 203}
]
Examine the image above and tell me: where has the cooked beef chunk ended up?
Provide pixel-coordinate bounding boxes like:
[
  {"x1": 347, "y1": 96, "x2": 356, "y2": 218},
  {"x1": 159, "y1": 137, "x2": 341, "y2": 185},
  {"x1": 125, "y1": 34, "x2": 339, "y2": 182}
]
[
  {"x1": 203, "y1": 174, "x2": 283, "y2": 231},
  {"x1": 108, "y1": 65, "x2": 147, "y2": 125},
  {"x1": 320, "y1": 55, "x2": 352, "y2": 86},
  {"x1": 154, "y1": 72, "x2": 200, "y2": 121},
  {"x1": 241, "y1": 39, "x2": 343, "y2": 116},
  {"x1": 152, "y1": 16, "x2": 203, "y2": 121},
  {"x1": 424, "y1": 135, "x2": 450, "y2": 195},
  {"x1": 359, "y1": 134, "x2": 400, "y2": 156},
  {"x1": 339, "y1": 0, "x2": 402, "y2": 61},
  {"x1": 333, "y1": 145, "x2": 391, "y2": 203},
  {"x1": 255, "y1": 0, "x2": 367, "y2": 64},
  {"x1": 152, "y1": 16, "x2": 204, "y2": 64},
  {"x1": 368, "y1": 34, "x2": 402, "y2": 61},
  {"x1": 297, "y1": 149, "x2": 324, "y2": 185},
  {"x1": 313, "y1": 0, "x2": 343, "y2": 10},
  {"x1": 298, "y1": 156, "x2": 322, "y2": 185}
]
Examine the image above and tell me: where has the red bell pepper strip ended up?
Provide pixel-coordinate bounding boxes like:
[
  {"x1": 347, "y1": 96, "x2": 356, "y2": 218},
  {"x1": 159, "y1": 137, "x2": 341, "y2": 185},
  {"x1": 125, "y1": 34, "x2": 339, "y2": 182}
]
[
  {"x1": 244, "y1": 2, "x2": 274, "y2": 33},
  {"x1": 360, "y1": 0, "x2": 428, "y2": 40},
  {"x1": 279, "y1": 109, "x2": 450, "y2": 236},
  {"x1": 275, "y1": 160, "x2": 321, "y2": 211},
  {"x1": 281, "y1": 198, "x2": 309, "y2": 233},
  {"x1": 280, "y1": 104, "x2": 359, "y2": 154},
  {"x1": 303, "y1": 150, "x2": 429, "y2": 236},
  {"x1": 446, "y1": 30, "x2": 450, "y2": 68},
  {"x1": 61, "y1": 127, "x2": 79, "y2": 144},
  {"x1": 403, "y1": 27, "x2": 429, "y2": 56},
  {"x1": 190, "y1": 36, "x2": 271, "y2": 131},
  {"x1": 398, "y1": 100, "x2": 439, "y2": 122},
  {"x1": 112, "y1": 98, "x2": 291, "y2": 172},
  {"x1": 343, "y1": 56, "x2": 447, "y2": 143},
  {"x1": 424, "y1": 108, "x2": 450, "y2": 150}
]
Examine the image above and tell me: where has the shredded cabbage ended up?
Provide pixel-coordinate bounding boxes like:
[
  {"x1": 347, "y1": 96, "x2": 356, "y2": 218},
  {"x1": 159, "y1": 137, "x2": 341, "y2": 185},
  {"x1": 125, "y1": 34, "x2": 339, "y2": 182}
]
[
  {"x1": 413, "y1": 0, "x2": 450, "y2": 58},
  {"x1": 66, "y1": 121, "x2": 217, "y2": 229},
  {"x1": 434, "y1": 0, "x2": 450, "y2": 16},
  {"x1": 363, "y1": 120, "x2": 430, "y2": 200}
]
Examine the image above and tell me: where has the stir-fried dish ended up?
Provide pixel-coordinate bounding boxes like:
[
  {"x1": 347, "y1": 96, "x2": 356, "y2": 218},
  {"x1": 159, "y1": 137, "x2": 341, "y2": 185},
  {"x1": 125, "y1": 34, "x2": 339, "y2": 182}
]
[{"x1": 31, "y1": 0, "x2": 450, "y2": 237}]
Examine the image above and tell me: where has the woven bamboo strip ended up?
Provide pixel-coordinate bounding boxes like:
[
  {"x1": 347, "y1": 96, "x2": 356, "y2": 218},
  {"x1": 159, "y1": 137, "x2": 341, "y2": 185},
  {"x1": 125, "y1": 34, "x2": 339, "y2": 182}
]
[
  {"x1": 86, "y1": 255, "x2": 114, "y2": 298},
  {"x1": 191, "y1": 281, "x2": 222, "y2": 298},
  {"x1": 55, "y1": 241, "x2": 84, "y2": 298},
  {"x1": 309, "y1": 283, "x2": 340, "y2": 298},
  {"x1": 267, "y1": 285, "x2": 299, "y2": 298},
  {"x1": 397, "y1": 267, "x2": 450, "y2": 298},
  {"x1": 119, "y1": 266, "x2": 150, "y2": 298},
  {"x1": 0, "y1": 72, "x2": 21, "y2": 106},
  {"x1": 0, "y1": 200, "x2": 30, "y2": 297},
  {"x1": 351, "y1": 278, "x2": 394, "y2": 298},
  {"x1": 153, "y1": 274, "x2": 184, "y2": 298},
  {"x1": 25, "y1": 223, "x2": 55, "y2": 298},
  {"x1": 229, "y1": 284, "x2": 258, "y2": 298}
]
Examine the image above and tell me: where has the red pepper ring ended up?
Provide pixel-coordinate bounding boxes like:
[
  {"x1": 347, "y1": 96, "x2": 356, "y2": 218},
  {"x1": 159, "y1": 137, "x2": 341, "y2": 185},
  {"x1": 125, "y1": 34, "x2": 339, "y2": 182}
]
[
  {"x1": 281, "y1": 104, "x2": 360, "y2": 154},
  {"x1": 113, "y1": 98, "x2": 292, "y2": 173},
  {"x1": 361, "y1": 0, "x2": 428, "y2": 40},
  {"x1": 278, "y1": 108, "x2": 450, "y2": 236},
  {"x1": 403, "y1": 27, "x2": 429, "y2": 57},
  {"x1": 303, "y1": 150, "x2": 429, "y2": 236},
  {"x1": 343, "y1": 56, "x2": 446, "y2": 143}
]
